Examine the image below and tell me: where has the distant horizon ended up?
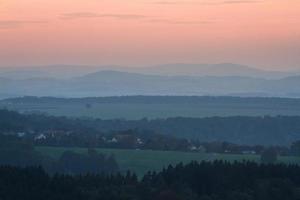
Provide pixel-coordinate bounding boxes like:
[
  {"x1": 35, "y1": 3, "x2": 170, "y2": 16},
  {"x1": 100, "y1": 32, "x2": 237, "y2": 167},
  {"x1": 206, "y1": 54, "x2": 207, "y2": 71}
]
[{"x1": 0, "y1": 62, "x2": 298, "y2": 72}]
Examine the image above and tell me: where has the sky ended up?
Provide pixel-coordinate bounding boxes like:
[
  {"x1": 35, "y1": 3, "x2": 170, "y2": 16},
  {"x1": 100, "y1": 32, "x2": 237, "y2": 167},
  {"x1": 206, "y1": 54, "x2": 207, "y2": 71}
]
[{"x1": 0, "y1": 0, "x2": 299, "y2": 70}]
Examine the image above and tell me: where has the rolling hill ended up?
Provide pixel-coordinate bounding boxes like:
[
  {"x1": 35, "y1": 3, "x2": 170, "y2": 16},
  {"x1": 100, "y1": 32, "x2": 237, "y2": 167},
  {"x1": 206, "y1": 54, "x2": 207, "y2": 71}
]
[
  {"x1": 1, "y1": 70, "x2": 300, "y2": 98},
  {"x1": 0, "y1": 63, "x2": 297, "y2": 79}
]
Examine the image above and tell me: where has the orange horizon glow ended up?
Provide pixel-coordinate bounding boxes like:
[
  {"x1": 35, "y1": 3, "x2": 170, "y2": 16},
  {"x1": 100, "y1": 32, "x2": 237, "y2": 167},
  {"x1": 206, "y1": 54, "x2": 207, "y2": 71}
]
[{"x1": 0, "y1": 0, "x2": 300, "y2": 70}]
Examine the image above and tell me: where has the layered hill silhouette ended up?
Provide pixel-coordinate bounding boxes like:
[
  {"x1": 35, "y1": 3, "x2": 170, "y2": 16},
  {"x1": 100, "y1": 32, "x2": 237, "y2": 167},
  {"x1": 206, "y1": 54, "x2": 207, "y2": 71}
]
[
  {"x1": 1, "y1": 69, "x2": 300, "y2": 98},
  {"x1": 0, "y1": 63, "x2": 297, "y2": 79}
]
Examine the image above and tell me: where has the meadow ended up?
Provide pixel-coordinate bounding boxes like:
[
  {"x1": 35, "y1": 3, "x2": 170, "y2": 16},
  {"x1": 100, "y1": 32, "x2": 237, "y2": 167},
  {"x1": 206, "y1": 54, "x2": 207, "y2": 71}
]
[{"x1": 37, "y1": 147, "x2": 300, "y2": 176}]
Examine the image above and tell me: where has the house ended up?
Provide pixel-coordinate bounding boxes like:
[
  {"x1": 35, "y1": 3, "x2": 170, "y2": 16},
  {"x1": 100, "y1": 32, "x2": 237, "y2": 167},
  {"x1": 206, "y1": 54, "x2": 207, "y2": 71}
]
[
  {"x1": 34, "y1": 134, "x2": 46, "y2": 140},
  {"x1": 137, "y1": 138, "x2": 144, "y2": 145},
  {"x1": 109, "y1": 137, "x2": 118, "y2": 143},
  {"x1": 17, "y1": 132, "x2": 26, "y2": 137}
]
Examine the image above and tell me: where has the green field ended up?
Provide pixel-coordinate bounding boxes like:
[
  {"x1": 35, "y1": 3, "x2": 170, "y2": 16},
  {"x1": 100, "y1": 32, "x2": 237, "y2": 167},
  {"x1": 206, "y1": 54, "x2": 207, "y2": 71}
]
[{"x1": 37, "y1": 147, "x2": 300, "y2": 176}]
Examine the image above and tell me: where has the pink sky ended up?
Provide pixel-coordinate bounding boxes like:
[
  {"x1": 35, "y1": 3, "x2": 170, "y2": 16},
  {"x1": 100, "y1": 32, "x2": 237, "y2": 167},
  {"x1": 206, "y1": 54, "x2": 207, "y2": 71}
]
[{"x1": 0, "y1": 0, "x2": 300, "y2": 70}]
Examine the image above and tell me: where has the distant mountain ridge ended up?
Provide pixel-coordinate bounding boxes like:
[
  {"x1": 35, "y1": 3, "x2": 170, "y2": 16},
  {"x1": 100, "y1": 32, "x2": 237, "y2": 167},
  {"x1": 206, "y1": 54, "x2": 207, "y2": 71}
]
[
  {"x1": 131, "y1": 63, "x2": 294, "y2": 79},
  {"x1": 1, "y1": 70, "x2": 300, "y2": 98},
  {"x1": 0, "y1": 63, "x2": 298, "y2": 79}
]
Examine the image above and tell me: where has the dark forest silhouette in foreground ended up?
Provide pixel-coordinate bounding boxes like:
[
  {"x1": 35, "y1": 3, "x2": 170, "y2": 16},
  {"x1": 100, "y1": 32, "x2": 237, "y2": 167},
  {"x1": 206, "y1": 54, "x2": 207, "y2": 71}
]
[{"x1": 1, "y1": 161, "x2": 300, "y2": 200}]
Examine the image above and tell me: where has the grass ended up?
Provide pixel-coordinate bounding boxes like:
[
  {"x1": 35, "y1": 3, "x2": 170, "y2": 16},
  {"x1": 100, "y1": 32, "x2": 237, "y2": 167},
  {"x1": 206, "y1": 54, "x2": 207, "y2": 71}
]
[{"x1": 37, "y1": 146, "x2": 300, "y2": 176}]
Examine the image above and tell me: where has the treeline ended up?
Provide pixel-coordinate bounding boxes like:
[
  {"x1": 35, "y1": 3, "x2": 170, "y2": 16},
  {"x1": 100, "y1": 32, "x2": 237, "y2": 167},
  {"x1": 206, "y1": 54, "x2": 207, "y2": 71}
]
[
  {"x1": 5, "y1": 95, "x2": 300, "y2": 104},
  {"x1": 91, "y1": 116, "x2": 300, "y2": 145},
  {"x1": 0, "y1": 109, "x2": 96, "y2": 133},
  {"x1": 32, "y1": 129, "x2": 293, "y2": 156},
  {"x1": 0, "y1": 134, "x2": 118, "y2": 174},
  {"x1": 1, "y1": 161, "x2": 300, "y2": 200},
  {"x1": 2, "y1": 109, "x2": 300, "y2": 145},
  {"x1": 33, "y1": 129, "x2": 194, "y2": 151}
]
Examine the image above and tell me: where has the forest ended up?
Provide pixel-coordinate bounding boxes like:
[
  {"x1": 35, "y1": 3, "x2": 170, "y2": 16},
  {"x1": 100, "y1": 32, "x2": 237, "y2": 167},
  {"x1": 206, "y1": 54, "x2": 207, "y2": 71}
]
[
  {"x1": 2, "y1": 109, "x2": 300, "y2": 145},
  {"x1": 0, "y1": 161, "x2": 299, "y2": 200}
]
